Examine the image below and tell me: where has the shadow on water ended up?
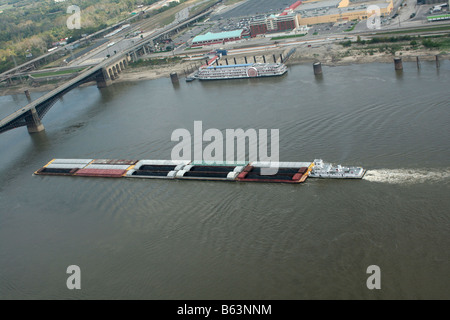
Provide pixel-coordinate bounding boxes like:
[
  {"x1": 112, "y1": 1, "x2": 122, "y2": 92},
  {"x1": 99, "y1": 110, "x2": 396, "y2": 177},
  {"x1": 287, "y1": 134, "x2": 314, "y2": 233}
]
[
  {"x1": 172, "y1": 82, "x2": 180, "y2": 90},
  {"x1": 11, "y1": 94, "x2": 21, "y2": 104},
  {"x1": 395, "y1": 69, "x2": 403, "y2": 80},
  {"x1": 197, "y1": 73, "x2": 289, "y2": 89},
  {"x1": 97, "y1": 82, "x2": 137, "y2": 103},
  {"x1": 0, "y1": 130, "x2": 50, "y2": 190},
  {"x1": 0, "y1": 85, "x2": 118, "y2": 188},
  {"x1": 314, "y1": 73, "x2": 324, "y2": 84},
  {"x1": 29, "y1": 130, "x2": 50, "y2": 150}
]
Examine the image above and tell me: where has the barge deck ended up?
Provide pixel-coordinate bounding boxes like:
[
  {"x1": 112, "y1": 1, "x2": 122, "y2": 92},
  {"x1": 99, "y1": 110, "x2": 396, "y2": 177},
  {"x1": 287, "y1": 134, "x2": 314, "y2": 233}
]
[{"x1": 35, "y1": 159, "x2": 314, "y2": 184}]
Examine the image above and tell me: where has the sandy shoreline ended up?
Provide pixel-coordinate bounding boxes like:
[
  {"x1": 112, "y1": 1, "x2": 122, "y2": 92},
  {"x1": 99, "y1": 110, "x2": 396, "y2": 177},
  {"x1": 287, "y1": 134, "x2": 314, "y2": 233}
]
[{"x1": 1, "y1": 44, "x2": 448, "y2": 96}]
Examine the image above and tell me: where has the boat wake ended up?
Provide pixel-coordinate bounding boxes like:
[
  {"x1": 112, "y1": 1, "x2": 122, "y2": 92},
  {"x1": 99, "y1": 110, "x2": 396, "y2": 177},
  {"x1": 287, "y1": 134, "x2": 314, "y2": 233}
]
[{"x1": 363, "y1": 168, "x2": 450, "y2": 185}]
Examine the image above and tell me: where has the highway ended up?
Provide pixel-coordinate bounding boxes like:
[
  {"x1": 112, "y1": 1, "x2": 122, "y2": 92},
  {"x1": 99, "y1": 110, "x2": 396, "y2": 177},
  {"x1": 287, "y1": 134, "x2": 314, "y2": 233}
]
[{"x1": 66, "y1": 2, "x2": 218, "y2": 67}]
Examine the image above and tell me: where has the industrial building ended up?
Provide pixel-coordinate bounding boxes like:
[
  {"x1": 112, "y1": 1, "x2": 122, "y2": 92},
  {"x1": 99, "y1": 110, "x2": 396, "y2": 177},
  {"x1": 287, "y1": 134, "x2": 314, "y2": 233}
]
[
  {"x1": 295, "y1": 0, "x2": 394, "y2": 26},
  {"x1": 191, "y1": 29, "x2": 244, "y2": 47}
]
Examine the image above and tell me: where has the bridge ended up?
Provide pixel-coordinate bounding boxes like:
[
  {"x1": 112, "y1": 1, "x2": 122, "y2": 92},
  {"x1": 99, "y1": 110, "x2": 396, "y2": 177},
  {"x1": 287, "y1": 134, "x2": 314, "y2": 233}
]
[
  {"x1": 0, "y1": 13, "x2": 144, "y2": 86},
  {"x1": 0, "y1": 54, "x2": 129, "y2": 134},
  {"x1": 0, "y1": 9, "x2": 213, "y2": 135}
]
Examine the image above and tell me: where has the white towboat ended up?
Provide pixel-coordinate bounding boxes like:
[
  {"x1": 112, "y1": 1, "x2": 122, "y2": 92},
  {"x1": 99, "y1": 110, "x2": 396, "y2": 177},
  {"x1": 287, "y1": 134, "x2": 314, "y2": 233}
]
[{"x1": 309, "y1": 159, "x2": 366, "y2": 179}]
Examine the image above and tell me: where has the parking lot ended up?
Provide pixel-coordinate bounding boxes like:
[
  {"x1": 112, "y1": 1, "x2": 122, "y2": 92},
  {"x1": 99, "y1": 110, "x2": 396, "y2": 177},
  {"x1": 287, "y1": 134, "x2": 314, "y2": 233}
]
[
  {"x1": 213, "y1": 0, "x2": 292, "y2": 20},
  {"x1": 301, "y1": 20, "x2": 359, "y2": 37},
  {"x1": 209, "y1": 16, "x2": 251, "y2": 33}
]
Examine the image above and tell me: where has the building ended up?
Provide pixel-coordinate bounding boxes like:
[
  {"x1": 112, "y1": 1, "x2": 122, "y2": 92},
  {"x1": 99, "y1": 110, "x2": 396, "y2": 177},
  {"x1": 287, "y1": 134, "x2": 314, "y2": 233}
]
[
  {"x1": 191, "y1": 30, "x2": 244, "y2": 47},
  {"x1": 295, "y1": 0, "x2": 394, "y2": 26},
  {"x1": 250, "y1": 14, "x2": 299, "y2": 37},
  {"x1": 280, "y1": 1, "x2": 303, "y2": 15},
  {"x1": 417, "y1": 0, "x2": 447, "y2": 4},
  {"x1": 427, "y1": 13, "x2": 450, "y2": 21}
]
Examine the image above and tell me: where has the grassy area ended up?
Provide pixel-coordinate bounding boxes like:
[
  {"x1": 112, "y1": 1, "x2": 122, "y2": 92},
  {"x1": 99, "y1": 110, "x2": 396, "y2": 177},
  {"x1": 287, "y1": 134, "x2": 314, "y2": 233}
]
[
  {"x1": 271, "y1": 34, "x2": 306, "y2": 40},
  {"x1": 39, "y1": 42, "x2": 93, "y2": 69},
  {"x1": 185, "y1": 46, "x2": 203, "y2": 50},
  {"x1": 223, "y1": 0, "x2": 246, "y2": 5},
  {"x1": 362, "y1": 34, "x2": 450, "y2": 50},
  {"x1": 340, "y1": 40, "x2": 352, "y2": 47},
  {"x1": 32, "y1": 68, "x2": 86, "y2": 78},
  {"x1": 129, "y1": 56, "x2": 183, "y2": 68},
  {"x1": 189, "y1": 0, "x2": 217, "y2": 17},
  {"x1": 374, "y1": 25, "x2": 450, "y2": 36},
  {"x1": 341, "y1": 34, "x2": 450, "y2": 55},
  {"x1": 140, "y1": 0, "x2": 197, "y2": 30},
  {"x1": 0, "y1": 3, "x2": 13, "y2": 11},
  {"x1": 39, "y1": 54, "x2": 72, "y2": 69},
  {"x1": 344, "y1": 22, "x2": 358, "y2": 32},
  {"x1": 422, "y1": 37, "x2": 450, "y2": 50},
  {"x1": 141, "y1": 0, "x2": 217, "y2": 37},
  {"x1": 161, "y1": 13, "x2": 177, "y2": 25}
]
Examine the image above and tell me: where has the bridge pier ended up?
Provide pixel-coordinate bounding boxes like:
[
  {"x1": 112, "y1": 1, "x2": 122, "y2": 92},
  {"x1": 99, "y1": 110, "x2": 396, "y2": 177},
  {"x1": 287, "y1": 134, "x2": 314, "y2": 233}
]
[
  {"x1": 96, "y1": 68, "x2": 112, "y2": 88},
  {"x1": 148, "y1": 40, "x2": 155, "y2": 52},
  {"x1": 25, "y1": 107, "x2": 45, "y2": 133},
  {"x1": 24, "y1": 90, "x2": 32, "y2": 103}
]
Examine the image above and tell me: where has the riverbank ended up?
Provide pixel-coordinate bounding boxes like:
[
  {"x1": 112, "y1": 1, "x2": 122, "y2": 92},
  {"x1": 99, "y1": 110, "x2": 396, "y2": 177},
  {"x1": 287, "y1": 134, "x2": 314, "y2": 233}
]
[
  {"x1": 287, "y1": 42, "x2": 449, "y2": 66},
  {"x1": 1, "y1": 43, "x2": 448, "y2": 96}
]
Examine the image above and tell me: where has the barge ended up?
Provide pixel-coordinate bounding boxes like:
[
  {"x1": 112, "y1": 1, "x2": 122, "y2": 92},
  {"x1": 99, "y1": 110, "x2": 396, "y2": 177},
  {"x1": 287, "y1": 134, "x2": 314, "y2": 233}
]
[
  {"x1": 35, "y1": 159, "x2": 313, "y2": 183},
  {"x1": 34, "y1": 159, "x2": 366, "y2": 183}
]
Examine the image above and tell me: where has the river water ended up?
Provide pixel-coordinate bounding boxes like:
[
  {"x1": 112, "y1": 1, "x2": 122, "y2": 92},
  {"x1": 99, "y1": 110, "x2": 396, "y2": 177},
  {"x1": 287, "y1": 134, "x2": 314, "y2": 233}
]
[{"x1": 0, "y1": 61, "x2": 449, "y2": 299}]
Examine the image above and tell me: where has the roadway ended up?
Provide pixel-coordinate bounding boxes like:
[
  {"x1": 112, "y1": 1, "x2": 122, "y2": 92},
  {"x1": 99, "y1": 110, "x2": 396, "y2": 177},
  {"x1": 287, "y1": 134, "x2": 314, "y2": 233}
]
[
  {"x1": 67, "y1": 4, "x2": 217, "y2": 67},
  {"x1": 0, "y1": 12, "x2": 143, "y2": 83}
]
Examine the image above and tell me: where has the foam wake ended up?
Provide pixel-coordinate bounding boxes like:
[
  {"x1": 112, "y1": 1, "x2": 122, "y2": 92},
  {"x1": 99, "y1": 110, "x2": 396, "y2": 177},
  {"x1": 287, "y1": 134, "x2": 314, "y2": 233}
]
[{"x1": 363, "y1": 168, "x2": 450, "y2": 185}]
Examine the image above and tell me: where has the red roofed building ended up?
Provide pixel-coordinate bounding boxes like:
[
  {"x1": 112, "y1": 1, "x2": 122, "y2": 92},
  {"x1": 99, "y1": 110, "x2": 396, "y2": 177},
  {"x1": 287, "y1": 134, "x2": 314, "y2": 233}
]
[
  {"x1": 289, "y1": 1, "x2": 302, "y2": 10},
  {"x1": 281, "y1": 1, "x2": 302, "y2": 15}
]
